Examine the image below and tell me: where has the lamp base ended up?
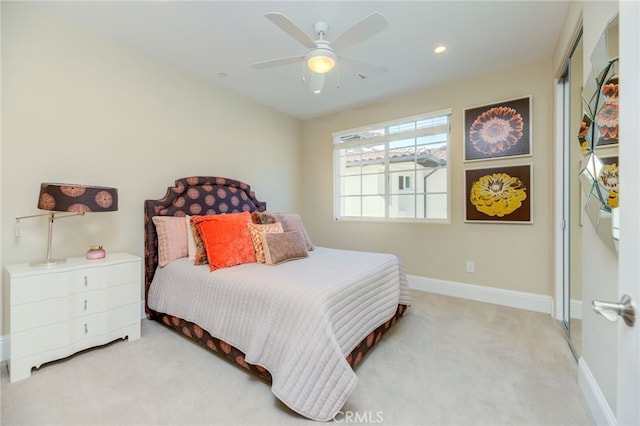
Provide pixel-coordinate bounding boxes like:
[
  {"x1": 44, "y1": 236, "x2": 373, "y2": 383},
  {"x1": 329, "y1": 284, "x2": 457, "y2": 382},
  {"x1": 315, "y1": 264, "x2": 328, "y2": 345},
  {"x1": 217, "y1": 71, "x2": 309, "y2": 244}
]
[{"x1": 29, "y1": 258, "x2": 67, "y2": 267}]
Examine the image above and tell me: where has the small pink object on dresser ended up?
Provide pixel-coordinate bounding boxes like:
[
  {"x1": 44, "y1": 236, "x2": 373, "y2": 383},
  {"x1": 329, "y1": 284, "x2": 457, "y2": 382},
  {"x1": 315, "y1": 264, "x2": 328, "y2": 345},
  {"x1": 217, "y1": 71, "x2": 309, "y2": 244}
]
[{"x1": 86, "y1": 245, "x2": 106, "y2": 259}]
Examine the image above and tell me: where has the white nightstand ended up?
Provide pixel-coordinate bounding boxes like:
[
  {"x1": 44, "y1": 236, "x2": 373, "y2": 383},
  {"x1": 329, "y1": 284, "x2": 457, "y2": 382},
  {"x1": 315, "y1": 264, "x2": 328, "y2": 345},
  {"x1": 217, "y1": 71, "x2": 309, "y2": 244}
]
[{"x1": 4, "y1": 252, "x2": 141, "y2": 383}]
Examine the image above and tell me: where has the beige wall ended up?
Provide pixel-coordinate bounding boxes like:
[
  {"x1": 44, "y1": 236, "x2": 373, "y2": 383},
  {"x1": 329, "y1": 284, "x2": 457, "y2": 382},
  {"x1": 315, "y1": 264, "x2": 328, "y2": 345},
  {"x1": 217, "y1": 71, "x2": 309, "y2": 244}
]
[
  {"x1": 301, "y1": 59, "x2": 555, "y2": 296},
  {"x1": 0, "y1": 3, "x2": 302, "y2": 336}
]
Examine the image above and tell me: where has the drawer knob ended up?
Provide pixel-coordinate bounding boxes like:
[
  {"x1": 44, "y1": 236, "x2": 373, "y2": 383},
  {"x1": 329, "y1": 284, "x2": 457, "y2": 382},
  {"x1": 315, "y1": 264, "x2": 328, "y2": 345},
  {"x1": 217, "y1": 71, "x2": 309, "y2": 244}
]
[
  {"x1": 84, "y1": 300, "x2": 87, "y2": 311},
  {"x1": 84, "y1": 276, "x2": 88, "y2": 286},
  {"x1": 84, "y1": 323, "x2": 88, "y2": 334}
]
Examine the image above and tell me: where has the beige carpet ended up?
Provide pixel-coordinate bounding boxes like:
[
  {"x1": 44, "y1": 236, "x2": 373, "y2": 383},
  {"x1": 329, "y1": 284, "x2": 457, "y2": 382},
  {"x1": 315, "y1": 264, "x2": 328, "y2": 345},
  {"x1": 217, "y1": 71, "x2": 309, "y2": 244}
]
[{"x1": 1, "y1": 290, "x2": 594, "y2": 425}]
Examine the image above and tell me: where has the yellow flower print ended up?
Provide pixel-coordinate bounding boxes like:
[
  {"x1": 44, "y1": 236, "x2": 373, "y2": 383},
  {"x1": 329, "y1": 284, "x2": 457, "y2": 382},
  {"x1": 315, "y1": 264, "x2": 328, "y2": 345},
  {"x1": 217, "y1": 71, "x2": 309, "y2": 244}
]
[
  {"x1": 578, "y1": 118, "x2": 591, "y2": 155},
  {"x1": 599, "y1": 163, "x2": 619, "y2": 208},
  {"x1": 470, "y1": 173, "x2": 527, "y2": 217}
]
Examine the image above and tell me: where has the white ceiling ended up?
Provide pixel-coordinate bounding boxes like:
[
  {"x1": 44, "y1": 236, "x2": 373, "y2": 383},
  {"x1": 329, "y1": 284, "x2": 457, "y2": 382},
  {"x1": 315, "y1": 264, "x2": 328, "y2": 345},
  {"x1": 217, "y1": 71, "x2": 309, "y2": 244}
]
[{"x1": 37, "y1": 1, "x2": 570, "y2": 120}]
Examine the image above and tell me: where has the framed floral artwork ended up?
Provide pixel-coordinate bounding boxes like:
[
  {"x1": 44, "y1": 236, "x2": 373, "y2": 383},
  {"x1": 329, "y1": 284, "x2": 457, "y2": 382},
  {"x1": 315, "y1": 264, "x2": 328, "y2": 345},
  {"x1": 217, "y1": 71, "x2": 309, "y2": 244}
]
[
  {"x1": 594, "y1": 76, "x2": 619, "y2": 147},
  {"x1": 464, "y1": 96, "x2": 531, "y2": 161},
  {"x1": 465, "y1": 164, "x2": 532, "y2": 223}
]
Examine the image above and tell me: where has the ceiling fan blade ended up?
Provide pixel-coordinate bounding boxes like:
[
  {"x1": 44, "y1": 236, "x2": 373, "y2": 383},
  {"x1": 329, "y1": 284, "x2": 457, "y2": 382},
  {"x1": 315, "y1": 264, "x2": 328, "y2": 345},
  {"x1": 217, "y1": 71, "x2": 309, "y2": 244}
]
[
  {"x1": 251, "y1": 55, "x2": 305, "y2": 69},
  {"x1": 308, "y1": 72, "x2": 325, "y2": 94},
  {"x1": 265, "y1": 12, "x2": 317, "y2": 49},
  {"x1": 339, "y1": 56, "x2": 389, "y2": 73},
  {"x1": 331, "y1": 12, "x2": 388, "y2": 51}
]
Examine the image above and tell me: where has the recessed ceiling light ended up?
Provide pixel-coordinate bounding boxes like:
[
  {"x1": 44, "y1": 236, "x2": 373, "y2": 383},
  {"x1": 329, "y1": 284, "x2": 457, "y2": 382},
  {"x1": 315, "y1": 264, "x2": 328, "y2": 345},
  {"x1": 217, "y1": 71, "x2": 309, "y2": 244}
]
[{"x1": 434, "y1": 45, "x2": 447, "y2": 54}]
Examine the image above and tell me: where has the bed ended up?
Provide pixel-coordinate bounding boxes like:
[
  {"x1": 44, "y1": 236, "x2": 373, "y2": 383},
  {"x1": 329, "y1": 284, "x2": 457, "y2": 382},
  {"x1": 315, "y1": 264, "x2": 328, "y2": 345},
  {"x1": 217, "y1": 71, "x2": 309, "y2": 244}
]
[{"x1": 144, "y1": 176, "x2": 411, "y2": 421}]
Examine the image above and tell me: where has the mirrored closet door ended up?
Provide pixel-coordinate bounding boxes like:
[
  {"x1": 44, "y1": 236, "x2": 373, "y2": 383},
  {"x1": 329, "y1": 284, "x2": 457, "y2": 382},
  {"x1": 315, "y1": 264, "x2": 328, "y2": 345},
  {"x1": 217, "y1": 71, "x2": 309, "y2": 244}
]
[{"x1": 558, "y1": 30, "x2": 583, "y2": 358}]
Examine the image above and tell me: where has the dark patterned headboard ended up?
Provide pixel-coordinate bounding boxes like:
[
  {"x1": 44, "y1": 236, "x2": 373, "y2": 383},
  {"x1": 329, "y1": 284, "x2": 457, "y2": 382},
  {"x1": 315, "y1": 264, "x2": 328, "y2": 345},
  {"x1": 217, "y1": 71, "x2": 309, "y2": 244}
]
[{"x1": 144, "y1": 176, "x2": 267, "y2": 317}]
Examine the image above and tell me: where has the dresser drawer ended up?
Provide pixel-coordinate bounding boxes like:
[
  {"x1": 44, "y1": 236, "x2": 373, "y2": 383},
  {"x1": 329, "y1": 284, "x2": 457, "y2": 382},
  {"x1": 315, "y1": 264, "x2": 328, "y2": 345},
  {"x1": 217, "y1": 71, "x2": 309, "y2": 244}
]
[
  {"x1": 10, "y1": 261, "x2": 139, "y2": 305},
  {"x1": 5, "y1": 253, "x2": 142, "y2": 382},
  {"x1": 10, "y1": 302, "x2": 140, "y2": 360},
  {"x1": 10, "y1": 281, "x2": 140, "y2": 333}
]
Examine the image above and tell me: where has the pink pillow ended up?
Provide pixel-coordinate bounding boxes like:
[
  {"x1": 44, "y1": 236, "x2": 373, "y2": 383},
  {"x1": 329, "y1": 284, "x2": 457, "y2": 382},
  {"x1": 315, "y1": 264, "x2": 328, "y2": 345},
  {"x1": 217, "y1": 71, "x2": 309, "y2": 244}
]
[
  {"x1": 270, "y1": 213, "x2": 314, "y2": 251},
  {"x1": 152, "y1": 216, "x2": 188, "y2": 267},
  {"x1": 194, "y1": 212, "x2": 257, "y2": 271},
  {"x1": 252, "y1": 212, "x2": 314, "y2": 251}
]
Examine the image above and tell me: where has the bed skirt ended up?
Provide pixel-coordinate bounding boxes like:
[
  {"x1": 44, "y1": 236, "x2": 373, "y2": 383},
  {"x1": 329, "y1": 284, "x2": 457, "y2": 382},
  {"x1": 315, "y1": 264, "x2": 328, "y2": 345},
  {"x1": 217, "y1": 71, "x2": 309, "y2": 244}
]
[{"x1": 149, "y1": 303, "x2": 409, "y2": 384}]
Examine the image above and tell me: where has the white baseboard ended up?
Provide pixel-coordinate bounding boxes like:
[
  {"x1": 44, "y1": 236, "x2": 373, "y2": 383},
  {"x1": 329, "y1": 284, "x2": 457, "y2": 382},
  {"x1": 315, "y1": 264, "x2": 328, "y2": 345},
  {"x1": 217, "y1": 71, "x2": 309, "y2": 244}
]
[
  {"x1": 0, "y1": 334, "x2": 7, "y2": 363},
  {"x1": 408, "y1": 275, "x2": 554, "y2": 315},
  {"x1": 141, "y1": 299, "x2": 146, "y2": 319},
  {"x1": 571, "y1": 299, "x2": 583, "y2": 320},
  {"x1": 578, "y1": 357, "x2": 617, "y2": 425}
]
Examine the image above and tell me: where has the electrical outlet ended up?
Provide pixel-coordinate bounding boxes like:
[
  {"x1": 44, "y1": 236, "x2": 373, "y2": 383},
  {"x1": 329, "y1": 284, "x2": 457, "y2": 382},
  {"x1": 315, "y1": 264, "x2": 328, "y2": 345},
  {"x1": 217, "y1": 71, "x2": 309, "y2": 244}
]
[{"x1": 466, "y1": 261, "x2": 475, "y2": 273}]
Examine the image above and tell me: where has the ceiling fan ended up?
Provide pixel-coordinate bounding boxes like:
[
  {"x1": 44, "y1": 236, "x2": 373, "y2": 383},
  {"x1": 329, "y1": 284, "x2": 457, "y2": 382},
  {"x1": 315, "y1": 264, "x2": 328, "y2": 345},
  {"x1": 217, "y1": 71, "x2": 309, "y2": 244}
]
[{"x1": 251, "y1": 12, "x2": 388, "y2": 93}]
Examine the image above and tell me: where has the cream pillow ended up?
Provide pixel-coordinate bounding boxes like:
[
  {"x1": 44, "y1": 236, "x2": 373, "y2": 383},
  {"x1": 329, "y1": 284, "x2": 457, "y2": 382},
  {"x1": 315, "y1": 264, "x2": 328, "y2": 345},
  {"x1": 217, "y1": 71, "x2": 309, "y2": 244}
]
[{"x1": 247, "y1": 222, "x2": 283, "y2": 263}]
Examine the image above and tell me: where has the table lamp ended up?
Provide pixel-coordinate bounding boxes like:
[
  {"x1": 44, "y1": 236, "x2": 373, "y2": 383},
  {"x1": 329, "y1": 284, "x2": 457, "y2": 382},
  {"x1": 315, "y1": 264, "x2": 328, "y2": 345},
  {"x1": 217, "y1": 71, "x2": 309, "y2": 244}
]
[{"x1": 15, "y1": 183, "x2": 118, "y2": 265}]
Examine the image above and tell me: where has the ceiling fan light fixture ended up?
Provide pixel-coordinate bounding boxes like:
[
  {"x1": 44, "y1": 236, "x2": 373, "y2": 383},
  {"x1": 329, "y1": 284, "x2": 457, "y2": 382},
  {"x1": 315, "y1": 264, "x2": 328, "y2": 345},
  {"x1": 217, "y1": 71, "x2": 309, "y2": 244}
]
[
  {"x1": 306, "y1": 48, "x2": 336, "y2": 74},
  {"x1": 434, "y1": 45, "x2": 447, "y2": 54}
]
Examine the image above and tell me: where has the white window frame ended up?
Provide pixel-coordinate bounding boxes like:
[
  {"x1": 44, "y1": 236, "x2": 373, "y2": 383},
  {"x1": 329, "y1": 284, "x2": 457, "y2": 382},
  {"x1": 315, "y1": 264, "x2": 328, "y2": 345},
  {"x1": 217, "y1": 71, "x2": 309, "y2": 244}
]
[
  {"x1": 332, "y1": 108, "x2": 452, "y2": 223},
  {"x1": 399, "y1": 175, "x2": 412, "y2": 190}
]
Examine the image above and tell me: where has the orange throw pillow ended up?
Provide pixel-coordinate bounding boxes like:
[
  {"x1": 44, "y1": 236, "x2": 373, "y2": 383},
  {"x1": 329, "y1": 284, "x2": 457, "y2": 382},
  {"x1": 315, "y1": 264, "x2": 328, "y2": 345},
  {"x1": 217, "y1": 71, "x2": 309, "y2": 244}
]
[{"x1": 194, "y1": 212, "x2": 257, "y2": 271}]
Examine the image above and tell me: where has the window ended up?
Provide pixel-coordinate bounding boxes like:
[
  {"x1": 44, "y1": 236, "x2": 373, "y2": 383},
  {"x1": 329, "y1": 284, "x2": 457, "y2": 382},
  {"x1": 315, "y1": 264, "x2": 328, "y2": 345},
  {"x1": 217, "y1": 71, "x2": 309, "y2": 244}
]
[
  {"x1": 333, "y1": 108, "x2": 451, "y2": 222},
  {"x1": 398, "y1": 175, "x2": 412, "y2": 190}
]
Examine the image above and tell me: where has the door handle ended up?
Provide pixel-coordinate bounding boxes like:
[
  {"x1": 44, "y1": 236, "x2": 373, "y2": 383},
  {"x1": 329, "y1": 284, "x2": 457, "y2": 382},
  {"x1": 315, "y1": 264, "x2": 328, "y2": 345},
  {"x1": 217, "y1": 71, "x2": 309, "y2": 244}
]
[{"x1": 592, "y1": 294, "x2": 635, "y2": 327}]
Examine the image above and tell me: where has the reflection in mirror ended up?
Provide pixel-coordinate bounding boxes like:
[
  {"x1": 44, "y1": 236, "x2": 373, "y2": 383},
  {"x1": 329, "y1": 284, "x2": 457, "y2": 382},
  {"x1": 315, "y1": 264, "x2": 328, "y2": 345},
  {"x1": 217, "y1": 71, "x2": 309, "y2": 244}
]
[
  {"x1": 558, "y1": 29, "x2": 584, "y2": 359},
  {"x1": 590, "y1": 16, "x2": 619, "y2": 74},
  {"x1": 579, "y1": 15, "x2": 619, "y2": 254}
]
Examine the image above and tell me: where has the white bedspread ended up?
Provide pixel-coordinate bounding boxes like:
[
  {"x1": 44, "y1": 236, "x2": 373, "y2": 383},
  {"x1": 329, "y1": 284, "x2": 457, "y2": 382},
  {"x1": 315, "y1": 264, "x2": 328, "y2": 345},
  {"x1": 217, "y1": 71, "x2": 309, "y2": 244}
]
[{"x1": 148, "y1": 247, "x2": 411, "y2": 421}]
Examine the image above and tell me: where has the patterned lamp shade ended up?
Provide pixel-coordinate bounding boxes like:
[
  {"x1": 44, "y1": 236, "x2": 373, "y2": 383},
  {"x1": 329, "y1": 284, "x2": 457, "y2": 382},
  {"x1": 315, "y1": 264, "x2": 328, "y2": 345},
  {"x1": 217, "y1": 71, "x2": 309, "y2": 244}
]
[{"x1": 37, "y1": 183, "x2": 118, "y2": 213}]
